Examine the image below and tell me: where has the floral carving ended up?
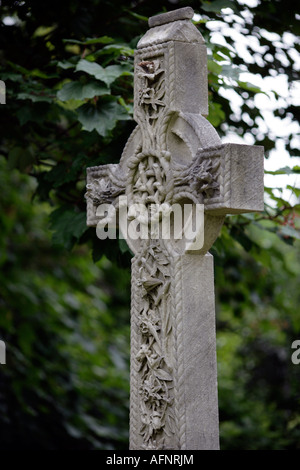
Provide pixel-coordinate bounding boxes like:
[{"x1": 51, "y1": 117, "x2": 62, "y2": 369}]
[
  {"x1": 85, "y1": 165, "x2": 125, "y2": 207},
  {"x1": 174, "y1": 156, "x2": 220, "y2": 200},
  {"x1": 130, "y1": 51, "x2": 176, "y2": 449},
  {"x1": 136, "y1": 241, "x2": 175, "y2": 449},
  {"x1": 137, "y1": 59, "x2": 165, "y2": 120},
  {"x1": 85, "y1": 178, "x2": 122, "y2": 205}
]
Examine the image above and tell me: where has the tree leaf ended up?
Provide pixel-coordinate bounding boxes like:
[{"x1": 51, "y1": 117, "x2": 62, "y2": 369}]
[
  {"x1": 76, "y1": 97, "x2": 131, "y2": 136},
  {"x1": 201, "y1": 0, "x2": 237, "y2": 13},
  {"x1": 57, "y1": 81, "x2": 109, "y2": 101},
  {"x1": 76, "y1": 59, "x2": 132, "y2": 87},
  {"x1": 237, "y1": 80, "x2": 266, "y2": 95},
  {"x1": 230, "y1": 226, "x2": 253, "y2": 251},
  {"x1": 63, "y1": 36, "x2": 114, "y2": 45},
  {"x1": 286, "y1": 185, "x2": 300, "y2": 198},
  {"x1": 207, "y1": 101, "x2": 225, "y2": 127},
  {"x1": 17, "y1": 91, "x2": 54, "y2": 103},
  {"x1": 126, "y1": 10, "x2": 148, "y2": 22},
  {"x1": 207, "y1": 59, "x2": 222, "y2": 75},
  {"x1": 7, "y1": 147, "x2": 34, "y2": 172},
  {"x1": 278, "y1": 225, "x2": 300, "y2": 240},
  {"x1": 49, "y1": 206, "x2": 88, "y2": 250},
  {"x1": 221, "y1": 64, "x2": 242, "y2": 81},
  {"x1": 265, "y1": 166, "x2": 300, "y2": 175},
  {"x1": 57, "y1": 60, "x2": 76, "y2": 70},
  {"x1": 95, "y1": 44, "x2": 135, "y2": 62}
]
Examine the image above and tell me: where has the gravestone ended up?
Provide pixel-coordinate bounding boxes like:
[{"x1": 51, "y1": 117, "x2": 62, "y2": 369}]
[{"x1": 85, "y1": 7, "x2": 264, "y2": 450}]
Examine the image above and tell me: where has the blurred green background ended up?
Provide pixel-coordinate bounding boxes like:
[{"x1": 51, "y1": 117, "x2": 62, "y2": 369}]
[{"x1": 0, "y1": 0, "x2": 299, "y2": 449}]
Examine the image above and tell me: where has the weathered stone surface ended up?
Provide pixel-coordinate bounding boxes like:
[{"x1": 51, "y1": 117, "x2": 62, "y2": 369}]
[
  {"x1": 191, "y1": 143, "x2": 265, "y2": 215},
  {"x1": 85, "y1": 7, "x2": 264, "y2": 450},
  {"x1": 148, "y1": 6, "x2": 194, "y2": 28},
  {"x1": 181, "y1": 253, "x2": 219, "y2": 450},
  {"x1": 129, "y1": 251, "x2": 219, "y2": 450},
  {"x1": 137, "y1": 20, "x2": 204, "y2": 48}
]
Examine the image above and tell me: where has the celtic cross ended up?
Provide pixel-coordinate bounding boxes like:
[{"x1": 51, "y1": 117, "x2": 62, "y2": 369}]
[{"x1": 85, "y1": 7, "x2": 264, "y2": 450}]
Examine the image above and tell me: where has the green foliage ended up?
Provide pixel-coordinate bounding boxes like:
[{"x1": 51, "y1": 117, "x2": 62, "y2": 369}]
[
  {"x1": 49, "y1": 205, "x2": 88, "y2": 250},
  {"x1": 76, "y1": 97, "x2": 131, "y2": 136},
  {"x1": 0, "y1": 0, "x2": 299, "y2": 450},
  {"x1": 0, "y1": 157, "x2": 131, "y2": 449},
  {"x1": 75, "y1": 59, "x2": 133, "y2": 87},
  {"x1": 213, "y1": 220, "x2": 300, "y2": 449},
  {"x1": 57, "y1": 81, "x2": 109, "y2": 102}
]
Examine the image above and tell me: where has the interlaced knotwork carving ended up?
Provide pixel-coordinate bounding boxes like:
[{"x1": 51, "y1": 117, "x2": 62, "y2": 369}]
[{"x1": 127, "y1": 150, "x2": 173, "y2": 214}]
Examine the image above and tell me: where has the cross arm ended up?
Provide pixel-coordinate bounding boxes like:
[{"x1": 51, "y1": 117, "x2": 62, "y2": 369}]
[
  {"x1": 85, "y1": 164, "x2": 125, "y2": 227},
  {"x1": 173, "y1": 142, "x2": 264, "y2": 215}
]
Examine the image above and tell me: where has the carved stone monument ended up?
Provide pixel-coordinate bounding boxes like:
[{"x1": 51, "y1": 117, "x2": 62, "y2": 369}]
[{"x1": 85, "y1": 7, "x2": 264, "y2": 450}]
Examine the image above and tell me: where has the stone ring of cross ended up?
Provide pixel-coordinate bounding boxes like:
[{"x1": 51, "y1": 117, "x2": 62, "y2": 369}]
[{"x1": 86, "y1": 6, "x2": 263, "y2": 257}]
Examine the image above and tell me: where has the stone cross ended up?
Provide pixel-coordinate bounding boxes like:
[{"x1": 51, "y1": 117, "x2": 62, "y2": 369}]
[{"x1": 85, "y1": 7, "x2": 264, "y2": 450}]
